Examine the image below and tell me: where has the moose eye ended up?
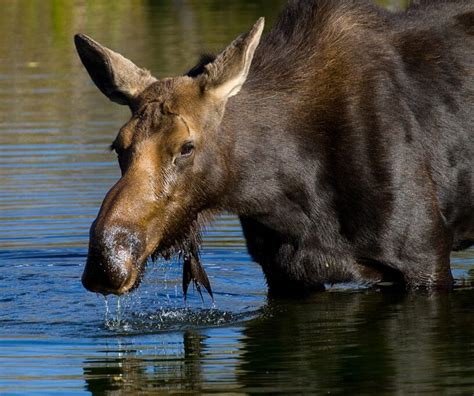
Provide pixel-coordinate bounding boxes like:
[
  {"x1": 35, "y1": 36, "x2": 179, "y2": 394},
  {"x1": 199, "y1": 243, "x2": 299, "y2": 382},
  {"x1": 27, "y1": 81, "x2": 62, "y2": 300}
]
[{"x1": 180, "y1": 142, "x2": 194, "y2": 157}]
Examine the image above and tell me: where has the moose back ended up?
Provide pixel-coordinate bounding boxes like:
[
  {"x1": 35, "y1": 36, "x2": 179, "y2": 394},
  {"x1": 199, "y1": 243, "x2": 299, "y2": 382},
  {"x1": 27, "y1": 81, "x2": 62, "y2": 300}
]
[{"x1": 75, "y1": 0, "x2": 474, "y2": 297}]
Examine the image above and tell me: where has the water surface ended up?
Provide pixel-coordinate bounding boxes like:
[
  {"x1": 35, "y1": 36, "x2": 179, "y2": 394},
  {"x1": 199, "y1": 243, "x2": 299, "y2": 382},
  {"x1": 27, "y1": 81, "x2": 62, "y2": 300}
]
[{"x1": 0, "y1": 1, "x2": 473, "y2": 394}]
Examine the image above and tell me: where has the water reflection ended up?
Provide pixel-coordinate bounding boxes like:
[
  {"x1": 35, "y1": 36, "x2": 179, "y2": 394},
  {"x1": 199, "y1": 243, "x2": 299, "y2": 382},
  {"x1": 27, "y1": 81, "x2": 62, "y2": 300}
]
[
  {"x1": 240, "y1": 291, "x2": 474, "y2": 393},
  {"x1": 0, "y1": 0, "x2": 473, "y2": 394},
  {"x1": 83, "y1": 331, "x2": 208, "y2": 394},
  {"x1": 80, "y1": 289, "x2": 474, "y2": 395}
]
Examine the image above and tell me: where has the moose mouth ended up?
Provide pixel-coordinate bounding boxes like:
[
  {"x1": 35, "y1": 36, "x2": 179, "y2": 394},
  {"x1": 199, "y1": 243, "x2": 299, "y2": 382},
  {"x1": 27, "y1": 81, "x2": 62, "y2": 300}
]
[
  {"x1": 82, "y1": 243, "x2": 177, "y2": 296},
  {"x1": 82, "y1": 248, "x2": 147, "y2": 296},
  {"x1": 82, "y1": 218, "x2": 212, "y2": 298}
]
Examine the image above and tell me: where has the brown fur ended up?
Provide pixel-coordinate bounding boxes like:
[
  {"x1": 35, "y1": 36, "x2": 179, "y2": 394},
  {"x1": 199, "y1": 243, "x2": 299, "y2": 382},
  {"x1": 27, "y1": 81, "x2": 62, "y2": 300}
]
[{"x1": 76, "y1": 0, "x2": 473, "y2": 296}]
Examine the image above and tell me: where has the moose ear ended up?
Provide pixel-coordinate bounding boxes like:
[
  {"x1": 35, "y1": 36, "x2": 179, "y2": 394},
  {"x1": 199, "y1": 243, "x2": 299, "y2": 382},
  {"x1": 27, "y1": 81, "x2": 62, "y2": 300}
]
[
  {"x1": 74, "y1": 34, "x2": 156, "y2": 106},
  {"x1": 200, "y1": 17, "x2": 264, "y2": 101}
]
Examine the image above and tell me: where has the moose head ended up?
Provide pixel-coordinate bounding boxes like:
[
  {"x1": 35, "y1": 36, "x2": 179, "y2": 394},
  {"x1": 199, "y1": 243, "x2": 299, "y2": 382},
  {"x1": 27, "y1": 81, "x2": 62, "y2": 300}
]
[{"x1": 75, "y1": 19, "x2": 264, "y2": 296}]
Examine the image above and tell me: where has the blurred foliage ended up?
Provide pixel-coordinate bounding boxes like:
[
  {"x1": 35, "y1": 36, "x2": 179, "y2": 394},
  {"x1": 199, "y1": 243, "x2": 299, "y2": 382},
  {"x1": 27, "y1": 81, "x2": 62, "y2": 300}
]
[
  {"x1": 0, "y1": 0, "x2": 410, "y2": 73},
  {"x1": 0, "y1": 0, "x2": 410, "y2": 146}
]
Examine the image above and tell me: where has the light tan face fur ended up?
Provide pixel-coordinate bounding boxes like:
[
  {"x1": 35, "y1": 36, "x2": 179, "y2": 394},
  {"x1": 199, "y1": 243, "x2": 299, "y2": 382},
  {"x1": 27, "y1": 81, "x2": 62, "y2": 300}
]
[{"x1": 99, "y1": 78, "x2": 218, "y2": 264}]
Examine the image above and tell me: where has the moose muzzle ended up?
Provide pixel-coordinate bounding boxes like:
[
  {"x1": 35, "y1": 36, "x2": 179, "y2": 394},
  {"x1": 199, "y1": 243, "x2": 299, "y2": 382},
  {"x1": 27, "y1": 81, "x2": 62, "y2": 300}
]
[{"x1": 82, "y1": 221, "x2": 146, "y2": 295}]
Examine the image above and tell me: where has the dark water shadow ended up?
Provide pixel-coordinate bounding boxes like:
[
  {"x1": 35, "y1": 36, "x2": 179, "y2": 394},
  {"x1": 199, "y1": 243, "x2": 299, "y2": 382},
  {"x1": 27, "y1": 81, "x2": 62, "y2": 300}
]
[
  {"x1": 238, "y1": 290, "x2": 474, "y2": 394},
  {"x1": 81, "y1": 288, "x2": 474, "y2": 394}
]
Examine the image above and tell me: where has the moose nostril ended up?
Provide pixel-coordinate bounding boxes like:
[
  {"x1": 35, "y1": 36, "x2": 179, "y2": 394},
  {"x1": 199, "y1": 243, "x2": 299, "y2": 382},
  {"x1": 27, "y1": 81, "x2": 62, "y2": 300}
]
[
  {"x1": 81, "y1": 270, "x2": 103, "y2": 294},
  {"x1": 82, "y1": 247, "x2": 133, "y2": 294},
  {"x1": 83, "y1": 225, "x2": 144, "y2": 294},
  {"x1": 81, "y1": 263, "x2": 132, "y2": 295}
]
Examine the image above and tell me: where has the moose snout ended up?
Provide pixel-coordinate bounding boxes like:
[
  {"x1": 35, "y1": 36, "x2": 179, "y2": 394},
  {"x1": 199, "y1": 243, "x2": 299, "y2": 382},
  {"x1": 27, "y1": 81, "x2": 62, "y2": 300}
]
[{"x1": 82, "y1": 225, "x2": 145, "y2": 295}]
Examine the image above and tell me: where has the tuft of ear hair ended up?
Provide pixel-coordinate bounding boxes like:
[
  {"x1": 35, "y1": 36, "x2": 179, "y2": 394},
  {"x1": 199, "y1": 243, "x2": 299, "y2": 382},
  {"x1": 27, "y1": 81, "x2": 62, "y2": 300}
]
[{"x1": 187, "y1": 54, "x2": 217, "y2": 78}]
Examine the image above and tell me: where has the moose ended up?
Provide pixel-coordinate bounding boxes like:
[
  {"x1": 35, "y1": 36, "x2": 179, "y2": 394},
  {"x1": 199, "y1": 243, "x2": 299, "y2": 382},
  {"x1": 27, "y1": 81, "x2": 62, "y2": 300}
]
[{"x1": 75, "y1": 0, "x2": 473, "y2": 297}]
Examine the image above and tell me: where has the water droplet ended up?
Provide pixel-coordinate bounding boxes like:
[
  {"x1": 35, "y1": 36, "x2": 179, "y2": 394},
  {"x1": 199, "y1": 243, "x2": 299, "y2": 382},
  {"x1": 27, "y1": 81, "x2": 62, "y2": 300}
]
[
  {"x1": 116, "y1": 296, "x2": 122, "y2": 326},
  {"x1": 104, "y1": 295, "x2": 110, "y2": 325}
]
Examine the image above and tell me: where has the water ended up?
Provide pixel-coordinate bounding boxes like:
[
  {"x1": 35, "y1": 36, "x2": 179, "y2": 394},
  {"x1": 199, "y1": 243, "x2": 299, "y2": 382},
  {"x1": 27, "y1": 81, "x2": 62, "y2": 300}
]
[{"x1": 0, "y1": 1, "x2": 473, "y2": 394}]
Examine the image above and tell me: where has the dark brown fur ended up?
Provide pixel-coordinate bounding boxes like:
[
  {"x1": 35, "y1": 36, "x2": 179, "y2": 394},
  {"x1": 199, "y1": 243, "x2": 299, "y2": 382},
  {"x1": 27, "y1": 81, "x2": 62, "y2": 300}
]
[{"x1": 76, "y1": 0, "x2": 473, "y2": 297}]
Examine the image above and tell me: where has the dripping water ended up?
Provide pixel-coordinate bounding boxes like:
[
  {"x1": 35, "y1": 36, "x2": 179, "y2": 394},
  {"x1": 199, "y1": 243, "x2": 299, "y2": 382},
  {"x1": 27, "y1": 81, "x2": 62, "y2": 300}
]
[
  {"x1": 116, "y1": 296, "x2": 122, "y2": 326},
  {"x1": 103, "y1": 295, "x2": 110, "y2": 326},
  {"x1": 103, "y1": 295, "x2": 124, "y2": 329}
]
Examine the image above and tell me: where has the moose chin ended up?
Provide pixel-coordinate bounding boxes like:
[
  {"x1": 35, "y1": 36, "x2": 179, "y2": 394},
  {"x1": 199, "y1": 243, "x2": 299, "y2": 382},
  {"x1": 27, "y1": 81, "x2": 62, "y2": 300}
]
[{"x1": 75, "y1": 0, "x2": 474, "y2": 298}]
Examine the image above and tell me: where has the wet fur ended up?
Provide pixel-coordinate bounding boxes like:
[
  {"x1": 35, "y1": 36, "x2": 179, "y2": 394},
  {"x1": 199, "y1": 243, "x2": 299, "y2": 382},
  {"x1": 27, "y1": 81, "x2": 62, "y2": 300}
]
[{"x1": 151, "y1": 211, "x2": 215, "y2": 298}]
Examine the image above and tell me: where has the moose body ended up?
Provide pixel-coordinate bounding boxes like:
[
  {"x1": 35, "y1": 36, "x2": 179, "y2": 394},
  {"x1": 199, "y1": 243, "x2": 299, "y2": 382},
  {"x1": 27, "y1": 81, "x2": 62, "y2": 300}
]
[{"x1": 76, "y1": 0, "x2": 474, "y2": 296}]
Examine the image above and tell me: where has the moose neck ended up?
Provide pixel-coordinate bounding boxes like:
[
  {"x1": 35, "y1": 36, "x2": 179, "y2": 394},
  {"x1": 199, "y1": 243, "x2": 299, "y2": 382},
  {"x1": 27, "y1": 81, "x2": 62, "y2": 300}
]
[{"x1": 216, "y1": 82, "x2": 312, "y2": 232}]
